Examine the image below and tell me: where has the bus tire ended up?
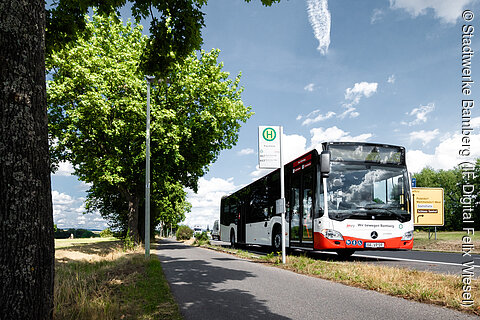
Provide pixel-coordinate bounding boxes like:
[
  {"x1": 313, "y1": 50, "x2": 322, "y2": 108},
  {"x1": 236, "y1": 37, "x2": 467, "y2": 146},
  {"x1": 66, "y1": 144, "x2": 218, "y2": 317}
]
[
  {"x1": 272, "y1": 225, "x2": 282, "y2": 252},
  {"x1": 230, "y1": 230, "x2": 236, "y2": 248},
  {"x1": 336, "y1": 249, "x2": 355, "y2": 258}
]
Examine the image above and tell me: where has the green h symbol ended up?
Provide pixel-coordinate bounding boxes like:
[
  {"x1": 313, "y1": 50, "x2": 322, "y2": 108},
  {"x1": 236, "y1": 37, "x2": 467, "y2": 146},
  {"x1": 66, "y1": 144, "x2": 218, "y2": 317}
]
[{"x1": 263, "y1": 128, "x2": 276, "y2": 141}]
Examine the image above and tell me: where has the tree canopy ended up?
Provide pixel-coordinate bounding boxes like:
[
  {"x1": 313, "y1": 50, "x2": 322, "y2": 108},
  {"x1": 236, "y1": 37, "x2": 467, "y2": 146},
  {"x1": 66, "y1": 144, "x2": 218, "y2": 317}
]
[
  {"x1": 46, "y1": 0, "x2": 281, "y2": 76},
  {"x1": 413, "y1": 159, "x2": 480, "y2": 230},
  {"x1": 47, "y1": 13, "x2": 253, "y2": 242}
]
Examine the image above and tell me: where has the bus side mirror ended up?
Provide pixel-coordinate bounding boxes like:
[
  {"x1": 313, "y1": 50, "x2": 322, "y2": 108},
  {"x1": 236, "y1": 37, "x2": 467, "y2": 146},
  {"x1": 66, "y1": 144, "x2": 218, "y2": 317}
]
[{"x1": 320, "y1": 151, "x2": 330, "y2": 178}]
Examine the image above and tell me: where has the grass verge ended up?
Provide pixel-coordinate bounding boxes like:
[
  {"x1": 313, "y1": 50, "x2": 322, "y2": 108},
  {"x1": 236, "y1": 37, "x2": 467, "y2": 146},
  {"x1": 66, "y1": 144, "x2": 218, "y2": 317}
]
[
  {"x1": 413, "y1": 231, "x2": 479, "y2": 254},
  {"x1": 202, "y1": 244, "x2": 480, "y2": 316},
  {"x1": 54, "y1": 239, "x2": 182, "y2": 320}
]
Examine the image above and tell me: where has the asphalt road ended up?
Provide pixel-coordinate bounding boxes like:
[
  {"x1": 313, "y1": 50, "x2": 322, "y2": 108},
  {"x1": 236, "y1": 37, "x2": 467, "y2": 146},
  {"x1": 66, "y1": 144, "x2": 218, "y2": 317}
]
[
  {"x1": 155, "y1": 239, "x2": 477, "y2": 320},
  {"x1": 211, "y1": 240, "x2": 479, "y2": 277}
]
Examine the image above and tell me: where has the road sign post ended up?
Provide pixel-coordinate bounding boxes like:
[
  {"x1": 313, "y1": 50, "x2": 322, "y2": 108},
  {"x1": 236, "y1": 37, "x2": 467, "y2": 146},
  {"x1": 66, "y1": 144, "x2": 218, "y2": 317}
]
[{"x1": 259, "y1": 126, "x2": 286, "y2": 264}]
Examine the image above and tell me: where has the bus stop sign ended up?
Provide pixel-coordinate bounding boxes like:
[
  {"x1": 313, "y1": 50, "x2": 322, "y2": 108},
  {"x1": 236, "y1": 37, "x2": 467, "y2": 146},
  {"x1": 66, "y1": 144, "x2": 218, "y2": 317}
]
[{"x1": 258, "y1": 126, "x2": 281, "y2": 169}]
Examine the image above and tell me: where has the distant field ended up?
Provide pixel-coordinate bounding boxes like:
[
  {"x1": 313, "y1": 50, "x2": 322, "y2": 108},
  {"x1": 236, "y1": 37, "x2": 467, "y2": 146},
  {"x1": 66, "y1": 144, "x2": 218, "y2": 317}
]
[
  {"x1": 55, "y1": 237, "x2": 118, "y2": 249},
  {"x1": 413, "y1": 231, "x2": 479, "y2": 254}
]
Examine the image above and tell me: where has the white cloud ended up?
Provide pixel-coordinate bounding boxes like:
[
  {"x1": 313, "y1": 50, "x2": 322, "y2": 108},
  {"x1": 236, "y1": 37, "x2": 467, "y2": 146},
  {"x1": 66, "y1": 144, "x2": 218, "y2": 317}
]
[
  {"x1": 338, "y1": 106, "x2": 360, "y2": 119},
  {"x1": 310, "y1": 126, "x2": 373, "y2": 149},
  {"x1": 185, "y1": 177, "x2": 239, "y2": 229},
  {"x1": 238, "y1": 148, "x2": 254, "y2": 155},
  {"x1": 52, "y1": 190, "x2": 108, "y2": 230},
  {"x1": 301, "y1": 110, "x2": 336, "y2": 126},
  {"x1": 371, "y1": 8, "x2": 385, "y2": 24},
  {"x1": 402, "y1": 103, "x2": 435, "y2": 126},
  {"x1": 339, "y1": 82, "x2": 378, "y2": 119},
  {"x1": 409, "y1": 129, "x2": 440, "y2": 145},
  {"x1": 53, "y1": 161, "x2": 75, "y2": 176},
  {"x1": 345, "y1": 82, "x2": 378, "y2": 102},
  {"x1": 300, "y1": 82, "x2": 378, "y2": 124},
  {"x1": 284, "y1": 133, "x2": 309, "y2": 163},
  {"x1": 387, "y1": 74, "x2": 396, "y2": 84},
  {"x1": 471, "y1": 117, "x2": 480, "y2": 128},
  {"x1": 304, "y1": 83, "x2": 315, "y2": 92},
  {"x1": 407, "y1": 132, "x2": 480, "y2": 173},
  {"x1": 389, "y1": 0, "x2": 475, "y2": 24},
  {"x1": 306, "y1": 0, "x2": 331, "y2": 55}
]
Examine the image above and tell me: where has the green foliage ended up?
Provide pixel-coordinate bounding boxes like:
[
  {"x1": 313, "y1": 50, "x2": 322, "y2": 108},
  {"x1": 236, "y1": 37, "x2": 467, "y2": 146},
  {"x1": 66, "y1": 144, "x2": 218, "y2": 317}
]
[
  {"x1": 47, "y1": 14, "x2": 252, "y2": 243},
  {"x1": 45, "y1": 1, "x2": 281, "y2": 75},
  {"x1": 175, "y1": 225, "x2": 193, "y2": 241},
  {"x1": 195, "y1": 231, "x2": 209, "y2": 241},
  {"x1": 413, "y1": 159, "x2": 480, "y2": 230},
  {"x1": 123, "y1": 229, "x2": 136, "y2": 251},
  {"x1": 54, "y1": 228, "x2": 100, "y2": 239},
  {"x1": 99, "y1": 228, "x2": 114, "y2": 238},
  {"x1": 193, "y1": 231, "x2": 210, "y2": 246},
  {"x1": 46, "y1": 1, "x2": 206, "y2": 76}
]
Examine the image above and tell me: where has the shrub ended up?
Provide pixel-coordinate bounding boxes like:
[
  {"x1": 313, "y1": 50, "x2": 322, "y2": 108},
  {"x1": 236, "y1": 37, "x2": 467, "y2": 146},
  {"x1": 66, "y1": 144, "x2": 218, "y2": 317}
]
[
  {"x1": 100, "y1": 228, "x2": 113, "y2": 238},
  {"x1": 195, "y1": 231, "x2": 209, "y2": 241},
  {"x1": 176, "y1": 225, "x2": 193, "y2": 241},
  {"x1": 193, "y1": 231, "x2": 210, "y2": 246}
]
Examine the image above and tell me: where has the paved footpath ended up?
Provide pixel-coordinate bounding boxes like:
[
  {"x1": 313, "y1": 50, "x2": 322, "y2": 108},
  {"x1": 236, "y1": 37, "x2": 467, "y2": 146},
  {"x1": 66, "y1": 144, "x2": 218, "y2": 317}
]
[{"x1": 154, "y1": 239, "x2": 477, "y2": 320}]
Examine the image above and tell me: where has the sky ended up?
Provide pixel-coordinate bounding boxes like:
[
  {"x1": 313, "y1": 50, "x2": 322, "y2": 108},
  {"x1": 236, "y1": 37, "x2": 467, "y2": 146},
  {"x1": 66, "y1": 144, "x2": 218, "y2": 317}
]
[{"x1": 51, "y1": 0, "x2": 480, "y2": 231}]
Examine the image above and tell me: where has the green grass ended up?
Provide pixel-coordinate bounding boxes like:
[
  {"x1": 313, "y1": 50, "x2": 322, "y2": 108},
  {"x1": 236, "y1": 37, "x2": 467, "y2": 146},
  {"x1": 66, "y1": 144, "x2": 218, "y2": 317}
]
[
  {"x1": 414, "y1": 230, "x2": 479, "y2": 241},
  {"x1": 54, "y1": 240, "x2": 182, "y2": 320},
  {"x1": 413, "y1": 231, "x2": 479, "y2": 254}
]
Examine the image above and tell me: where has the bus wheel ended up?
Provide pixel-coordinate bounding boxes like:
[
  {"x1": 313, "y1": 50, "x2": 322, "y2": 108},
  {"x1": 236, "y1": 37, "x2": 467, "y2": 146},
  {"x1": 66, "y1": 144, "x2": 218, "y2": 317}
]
[
  {"x1": 272, "y1": 227, "x2": 282, "y2": 252},
  {"x1": 230, "y1": 230, "x2": 236, "y2": 248},
  {"x1": 336, "y1": 249, "x2": 355, "y2": 259}
]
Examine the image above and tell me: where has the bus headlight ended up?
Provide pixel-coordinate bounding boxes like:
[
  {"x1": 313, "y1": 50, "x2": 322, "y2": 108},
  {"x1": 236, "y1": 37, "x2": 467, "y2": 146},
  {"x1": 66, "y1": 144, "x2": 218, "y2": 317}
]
[
  {"x1": 401, "y1": 230, "x2": 414, "y2": 241},
  {"x1": 321, "y1": 229, "x2": 344, "y2": 240}
]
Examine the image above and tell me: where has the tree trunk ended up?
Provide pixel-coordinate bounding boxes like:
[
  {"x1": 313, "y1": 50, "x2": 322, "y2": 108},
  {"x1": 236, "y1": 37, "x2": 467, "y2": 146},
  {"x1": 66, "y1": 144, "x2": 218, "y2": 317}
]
[
  {"x1": 127, "y1": 197, "x2": 140, "y2": 244},
  {"x1": 0, "y1": 1, "x2": 54, "y2": 319}
]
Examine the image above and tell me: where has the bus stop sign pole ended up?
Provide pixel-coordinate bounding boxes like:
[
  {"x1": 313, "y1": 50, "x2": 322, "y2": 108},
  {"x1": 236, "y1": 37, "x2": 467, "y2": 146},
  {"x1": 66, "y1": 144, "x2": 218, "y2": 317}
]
[
  {"x1": 259, "y1": 125, "x2": 286, "y2": 264},
  {"x1": 280, "y1": 126, "x2": 286, "y2": 264}
]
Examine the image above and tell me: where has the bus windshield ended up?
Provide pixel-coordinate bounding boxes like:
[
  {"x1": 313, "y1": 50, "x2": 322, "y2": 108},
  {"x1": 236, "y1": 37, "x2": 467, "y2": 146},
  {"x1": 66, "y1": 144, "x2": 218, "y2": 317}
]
[{"x1": 326, "y1": 162, "x2": 411, "y2": 223}]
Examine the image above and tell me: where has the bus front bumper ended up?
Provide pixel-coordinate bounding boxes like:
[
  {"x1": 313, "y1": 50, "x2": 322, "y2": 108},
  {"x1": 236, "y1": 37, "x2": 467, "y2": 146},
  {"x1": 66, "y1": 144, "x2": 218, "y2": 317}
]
[{"x1": 314, "y1": 232, "x2": 414, "y2": 251}]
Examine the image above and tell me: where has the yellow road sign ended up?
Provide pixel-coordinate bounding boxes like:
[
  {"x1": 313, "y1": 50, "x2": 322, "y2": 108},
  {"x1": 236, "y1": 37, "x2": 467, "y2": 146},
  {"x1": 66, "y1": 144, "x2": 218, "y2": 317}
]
[{"x1": 412, "y1": 187, "x2": 444, "y2": 226}]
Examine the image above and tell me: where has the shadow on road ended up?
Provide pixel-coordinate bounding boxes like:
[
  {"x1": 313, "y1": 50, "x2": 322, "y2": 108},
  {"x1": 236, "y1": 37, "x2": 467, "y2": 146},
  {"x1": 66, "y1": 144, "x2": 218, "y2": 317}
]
[{"x1": 155, "y1": 239, "x2": 290, "y2": 320}]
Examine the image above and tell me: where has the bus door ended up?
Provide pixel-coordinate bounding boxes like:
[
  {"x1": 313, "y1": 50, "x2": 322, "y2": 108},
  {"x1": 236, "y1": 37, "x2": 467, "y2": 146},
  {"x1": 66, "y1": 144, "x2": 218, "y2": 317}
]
[
  {"x1": 289, "y1": 166, "x2": 314, "y2": 247},
  {"x1": 234, "y1": 203, "x2": 246, "y2": 244}
]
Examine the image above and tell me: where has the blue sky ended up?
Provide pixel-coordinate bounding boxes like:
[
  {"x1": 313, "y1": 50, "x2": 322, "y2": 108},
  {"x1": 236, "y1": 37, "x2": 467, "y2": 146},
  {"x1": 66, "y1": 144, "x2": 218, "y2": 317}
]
[{"x1": 52, "y1": 0, "x2": 480, "y2": 230}]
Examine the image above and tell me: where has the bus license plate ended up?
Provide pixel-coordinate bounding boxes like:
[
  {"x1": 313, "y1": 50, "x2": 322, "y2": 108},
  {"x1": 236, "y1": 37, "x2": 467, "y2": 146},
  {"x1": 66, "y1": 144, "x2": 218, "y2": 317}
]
[{"x1": 365, "y1": 242, "x2": 384, "y2": 248}]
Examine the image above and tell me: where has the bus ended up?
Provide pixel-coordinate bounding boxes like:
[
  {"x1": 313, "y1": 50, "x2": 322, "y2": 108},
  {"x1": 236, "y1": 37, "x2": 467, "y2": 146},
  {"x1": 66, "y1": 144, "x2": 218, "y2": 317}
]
[{"x1": 220, "y1": 142, "x2": 414, "y2": 257}]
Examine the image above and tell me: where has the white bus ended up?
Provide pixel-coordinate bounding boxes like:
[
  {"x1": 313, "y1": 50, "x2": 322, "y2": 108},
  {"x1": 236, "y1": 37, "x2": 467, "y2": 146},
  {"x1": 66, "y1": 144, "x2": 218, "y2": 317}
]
[{"x1": 220, "y1": 142, "x2": 414, "y2": 257}]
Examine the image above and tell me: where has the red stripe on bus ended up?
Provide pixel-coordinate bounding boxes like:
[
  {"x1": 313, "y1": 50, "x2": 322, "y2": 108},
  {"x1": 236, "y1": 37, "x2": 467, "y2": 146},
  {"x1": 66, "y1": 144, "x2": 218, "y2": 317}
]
[
  {"x1": 313, "y1": 233, "x2": 413, "y2": 250},
  {"x1": 293, "y1": 154, "x2": 312, "y2": 167}
]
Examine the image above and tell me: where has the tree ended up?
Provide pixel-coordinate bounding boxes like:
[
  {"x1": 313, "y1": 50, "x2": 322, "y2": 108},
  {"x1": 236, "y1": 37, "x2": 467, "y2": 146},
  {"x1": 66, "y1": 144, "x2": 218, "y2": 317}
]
[
  {"x1": 1, "y1": 0, "x2": 280, "y2": 317},
  {"x1": 0, "y1": 1, "x2": 55, "y2": 318},
  {"x1": 47, "y1": 14, "x2": 252, "y2": 243}
]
